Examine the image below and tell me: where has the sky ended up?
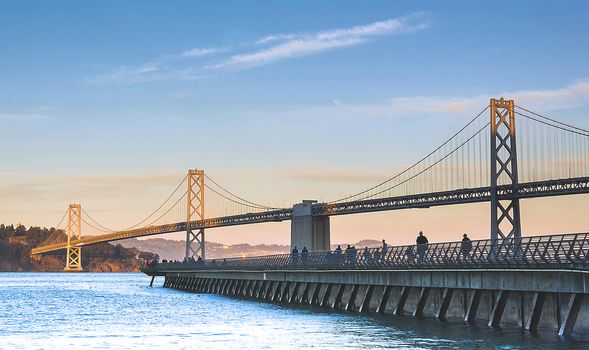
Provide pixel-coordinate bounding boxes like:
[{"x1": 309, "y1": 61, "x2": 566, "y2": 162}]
[{"x1": 1, "y1": 0, "x2": 589, "y2": 246}]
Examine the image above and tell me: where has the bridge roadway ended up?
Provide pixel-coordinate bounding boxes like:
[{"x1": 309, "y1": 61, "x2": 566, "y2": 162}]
[
  {"x1": 144, "y1": 233, "x2": 589, "y2": 337},
  {"x1": 32, "y1": 176, "x2": 589, "y2": 255}
]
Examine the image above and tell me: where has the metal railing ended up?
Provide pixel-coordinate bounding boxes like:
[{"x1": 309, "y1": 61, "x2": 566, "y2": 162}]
[{"x1": 142, "y1": 233, "x2": 589, "y2": 273}]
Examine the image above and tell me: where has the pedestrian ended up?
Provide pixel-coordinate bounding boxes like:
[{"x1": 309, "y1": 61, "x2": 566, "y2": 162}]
[
  {"x1": 381, "y1": 239, "x2": 388, "y2": 260},
  {"x1": 373, "y1": 248, "x2": 381, "y2": 263},
  {"x1": 301, "y1": 246, "x2": 309, "y2": 264},
  {"x1": 416, "y1": 231, "x2": 429, "y2": 260},
  {"x1": 292, "y1": 246, "x2": 299, "y2": 265},
  {"x1": 345, "y1": 245, "x2": 352, "y2": 264},
  {"x1": 362, "y1": 247, "x2": 371, "y2": 263},
  {"x1": 350, "y1": 246, "x2": 357, "y2": 265},
  {"x1": 334, "y1": 245, "x2": 343, "y2": 264},
  {"x1": 461, "y1": 233, "x2": 472, "y2": 258}
]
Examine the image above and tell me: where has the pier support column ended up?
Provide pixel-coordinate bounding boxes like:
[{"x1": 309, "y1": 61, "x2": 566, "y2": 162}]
[
  {"x1": 394, "y1": 286, "x2": 411, "y2": 316},
  {"x1": 465, "y1": 289, "x2": 482, "y2": 322},
  {"x1": 436, "y1": 288, "x2": 454, "y2": 321},
  {"x1": 272, "y1": 282, "x2": 283, "y2": 301},
  {"x1": 332, "y1": 284, "x2": 346, "y2": 309},
  {"x1": 265, "y1": 281, "x2": 276, "y2": 300},
  {"x1": 359, "y1": 285, "x2": 375, "y2": 313},
  {"x1": 413, "y1": 287, "x2": 431, "y2": 318},
  {"x1": 291, "y1": 200, "x2": 330, "y2": 252},
  {"x1": 376, "y1": 286, "x2": 393, "y2": 314},
  {"x1": 289, "y1": 282, "x2": 301, "y2": 303},
  {"x1": 559, "y1": 293, "x2": 584, "y2": 336},
  {"x1": 489, "y1": 290, "x2": 510, "y2": 327},
  {"x1": 300, "y1": 283, "x2": 311, "y2": 303},
  {"x1": 310, "y1": 283, "x2": 322, "y2": 305},
  {"x1": 280, "y1": 282, "x2": 291, "y2": 302},
  {"x1": 321, "y1": 284, "x2": 334, "y2": 308},
  {"x1": 345, "y1": 285, "x2": 360, "y2": 311},
  {"x1": 525, "y1": 292, "x2": 546, "y2": 332}
]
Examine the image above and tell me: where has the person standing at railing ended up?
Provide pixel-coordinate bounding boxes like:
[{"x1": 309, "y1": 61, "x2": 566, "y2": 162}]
[
  {"x1": 345, "y1": 245, "x2": 352, "y2": 264},
  {"x1": 292, "y1": 246, "x2": 299, "y2": 265},
  {"x1": 373, "y1": 248, "x2": 381, "y2": 262},
  {"x1": 350, "y1": 246, "x2": 357, "y2": 265},
  {"x1": 381, "y1": 239, "x2": 388, "y2": 262},
  {"x1": 416, "y1": 231, "x2": 429, "y2": 261},
  {"x1": 461, "y1": 234, "x2": 472, "y2": 258},
  {"x1": 334, "y1": 245, "x2": 343, "y2": 264},
  {"x1": 301, "y1": 246, "x2": 309, "y2": 264},
  {"x1": 362, "y1": 247, "x2": 371, "y2": 264}
]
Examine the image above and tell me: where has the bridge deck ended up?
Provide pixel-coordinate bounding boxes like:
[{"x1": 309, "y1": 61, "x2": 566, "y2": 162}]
[
  {"x1": 32, "y1": 177, "x2": 589, "y2": 255},
  {"x1": 142, "y1": 233, "x2": 589, "y2": 275}
]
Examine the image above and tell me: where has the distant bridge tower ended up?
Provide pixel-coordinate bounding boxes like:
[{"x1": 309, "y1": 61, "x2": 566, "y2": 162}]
[
  {"x1": 64, "y1": 204, "x2": 83, "y2": 271},
  {"x1": 490, "y1": 98, "x2": 522, "y2": 244},
  {"x1": 186, "y1": 169, "x2": 205, "y2": 260}
]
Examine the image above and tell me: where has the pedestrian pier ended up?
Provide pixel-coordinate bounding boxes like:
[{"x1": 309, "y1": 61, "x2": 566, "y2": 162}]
[{"x1": 142, "y1": 233, "x2": 589, "y2": 337}]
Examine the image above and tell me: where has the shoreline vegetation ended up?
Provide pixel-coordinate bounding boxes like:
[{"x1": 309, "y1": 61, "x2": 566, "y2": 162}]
[
  {"x1": 0, "y1": 224, "x2": 154, "y2": 272},
  {"x1": 1, "y1": 223, "x2": 384, "y2": 272}
]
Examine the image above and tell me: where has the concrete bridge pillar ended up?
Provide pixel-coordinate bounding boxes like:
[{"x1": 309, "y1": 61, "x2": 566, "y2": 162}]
[{"x1": 291, "y1": 200, "x2": 330, "y2": 252}]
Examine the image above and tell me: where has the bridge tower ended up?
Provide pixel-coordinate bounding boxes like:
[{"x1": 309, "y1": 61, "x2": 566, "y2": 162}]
[
  {"x1": 186, "y1": 169, "x2": 205, "y2": 260},
  {"x1": 64, "y1": 204, "x2": 83, "y2": 271},
  {"x1": 490, "y1": 98, "x2": 522, "y2": 244}
]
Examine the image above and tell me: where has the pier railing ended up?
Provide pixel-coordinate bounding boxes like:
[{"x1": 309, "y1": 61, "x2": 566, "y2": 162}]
[{"x1": 142, "y1": 233, "x2": 589, "y2": 272}]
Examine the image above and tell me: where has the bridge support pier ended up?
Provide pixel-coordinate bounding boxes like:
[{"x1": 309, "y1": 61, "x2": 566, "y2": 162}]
[
  {"x1": 64, "y1": 204, "x2": 83, "y2": 272},
  {"x1": 186, "y1": 170, "x2": 205, "y2": 260},
  {"x1": 291, "y1": 200, "x2": 330, "y2": 252}
]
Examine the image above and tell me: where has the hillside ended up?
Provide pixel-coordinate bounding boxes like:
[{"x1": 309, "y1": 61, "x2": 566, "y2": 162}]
[
  {"x1": 119, "y1": 238, "x2": 384, "y2": 261},
  {"x1": 0, "y1": 224, "x2": 155, "y2": 272}
]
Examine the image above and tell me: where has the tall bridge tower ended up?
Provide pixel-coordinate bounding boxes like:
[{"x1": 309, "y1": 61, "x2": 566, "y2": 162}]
[
  {"x1": 186, "y1": 169, "x2": 205, "y2": 260},
  {"x1": 490, "y1": 98, "x2": 522, "y2": 244},
  {"x1": 64, "y1": 204, "x2": 82, "y2": 271}
]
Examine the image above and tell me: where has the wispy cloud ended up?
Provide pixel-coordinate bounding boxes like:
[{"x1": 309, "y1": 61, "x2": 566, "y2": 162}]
[
  {"x1": 181, "y1": 47, "x2": 225, "y2": 58},
  {"x1": 255, "y1": 33, "x2": 296, "y2": 45},
  {"x1": 0, "y1": 113, "x2": 51, "y2": 121},
  {"x1": 269, "y1": 81, "x2": 589, "y2": 121},
  {"x1": 0, "y1": 172, "x2": 184, "y2": 201},
  {"x1": 215, "y1": 14, "x2": 429, "y2": 69},
  {"x1": 91, "y1": 14, "x2": 429, "y2": 83},
  {"x1": 90, "y1": 64, "x2": 205, "y2": 84}
]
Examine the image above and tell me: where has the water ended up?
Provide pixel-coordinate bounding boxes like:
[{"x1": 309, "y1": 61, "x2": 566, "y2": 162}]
[{"x1": 0, "y1": 273, "x2": 586, "y2": 349}]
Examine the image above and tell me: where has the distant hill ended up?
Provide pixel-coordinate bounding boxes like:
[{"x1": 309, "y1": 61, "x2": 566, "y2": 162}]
[
  {"x1": 119, "y1": 237, "x2": 385, "y2": 261},
  {"x1": 0, "y1": 224, "x2": 155, "y2": 272}
]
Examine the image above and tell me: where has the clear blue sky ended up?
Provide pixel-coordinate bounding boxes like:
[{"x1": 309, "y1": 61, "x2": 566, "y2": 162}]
[{"x1": 2, "y1": 1, "x2": 589, "y2": 244}]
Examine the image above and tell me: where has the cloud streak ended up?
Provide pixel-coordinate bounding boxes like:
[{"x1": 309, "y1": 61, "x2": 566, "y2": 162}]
[
  {"x1": 268, "y1": 80, "x2": 589, "y2": 121},
  {"x1": 215, "y1": 15, "x2": 429, "y2": 69},
  {"x1": 0, "y1": 113, "x2": 51, "y2": 121},
  {"x1": 91, "y1": 14, "x2": 429, "y2": 83}
]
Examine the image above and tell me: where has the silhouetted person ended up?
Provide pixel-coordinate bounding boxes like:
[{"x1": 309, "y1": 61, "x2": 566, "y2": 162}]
[
  {"x1": 381, "y1": 239, "x2": 388, "y2": 260},
  {"x1": 345, "y1": 245, "x2": 352, "y2": 264},
  {"x1": 373, "y1": 248, "x2": 381, "y2": 263},
  {"x1": 334, "y1": 245, "x2": 343, "y2": 264},
  {"x1": 301, "y1": 246, "x2": 309, "y2": 264},
  {"x1": 350, "y1": 246, "x2": 357, "y2": 265},
  {"x1": 292, "y1": 246, "x2": 299, "y2": 265},
  {"x1": 461, "y1": 233, "x2": 472, "y2": 258},
  {"x1": 362, "y1": 247, "x2": 371, "y2": 263},
  {"x1": 416, "y1": 231, "x2": 429, "y2": 260}
]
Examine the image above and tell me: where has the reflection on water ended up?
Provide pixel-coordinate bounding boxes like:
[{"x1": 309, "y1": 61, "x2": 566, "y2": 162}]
[{"x1": 0, "y1": 273, "x2": 586, "y2": 349}]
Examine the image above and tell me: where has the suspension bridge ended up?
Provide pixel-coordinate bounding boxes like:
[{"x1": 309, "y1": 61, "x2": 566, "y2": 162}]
[{"x1": 31, "y1": 98, "x2": 589, "y2": 273}]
